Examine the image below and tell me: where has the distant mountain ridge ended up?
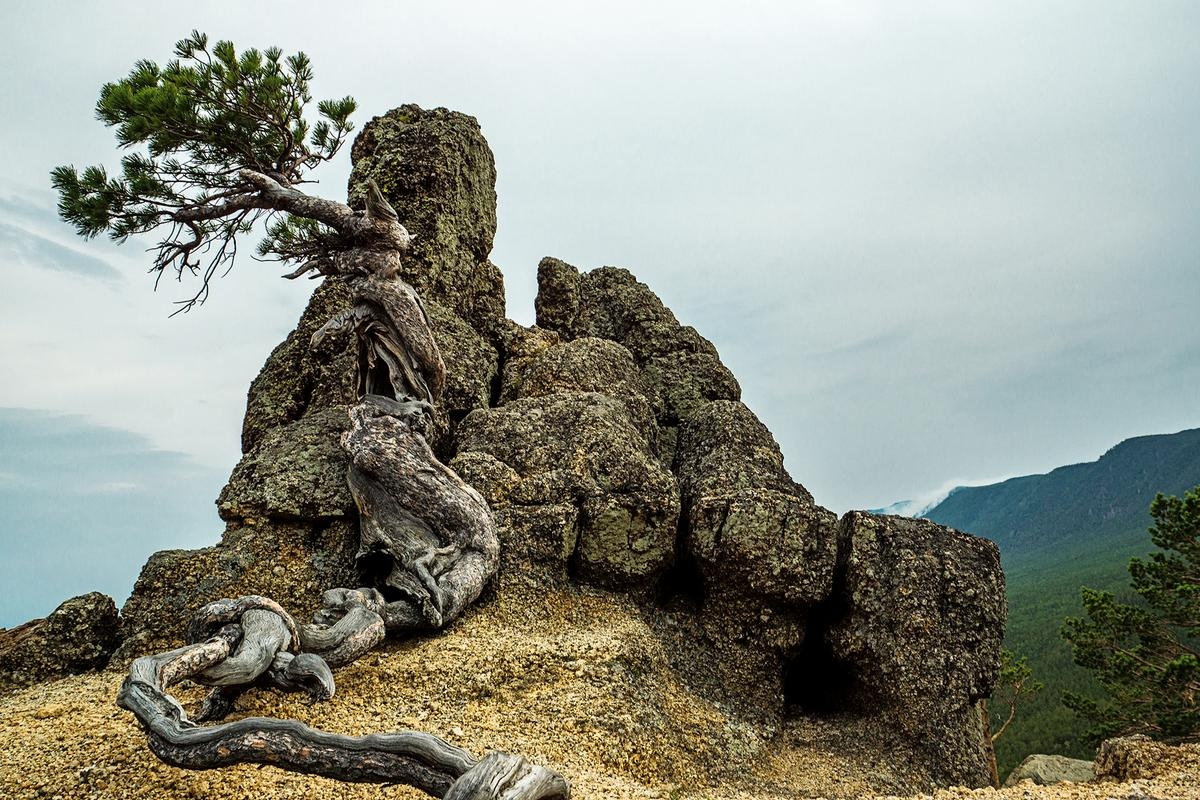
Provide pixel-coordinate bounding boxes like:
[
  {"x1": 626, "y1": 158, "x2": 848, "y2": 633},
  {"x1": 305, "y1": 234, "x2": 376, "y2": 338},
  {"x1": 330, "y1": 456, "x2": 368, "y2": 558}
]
[
  {"x1": 869, "y1": 498, "x2": 940, "y2": 518},
  {"x1": 912, "y1": 426, "x2": 1200, "y2": 775},
  {"x1": 924, "y1": 427, "x2": 1200, "y2": 561}
]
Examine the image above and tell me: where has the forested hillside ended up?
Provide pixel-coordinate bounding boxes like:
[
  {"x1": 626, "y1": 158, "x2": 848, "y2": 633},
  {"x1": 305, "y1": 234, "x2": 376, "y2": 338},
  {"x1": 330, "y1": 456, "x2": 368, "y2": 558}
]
[{"x1": 924, "y1": 427, "x2": 1200, "y2": 776}]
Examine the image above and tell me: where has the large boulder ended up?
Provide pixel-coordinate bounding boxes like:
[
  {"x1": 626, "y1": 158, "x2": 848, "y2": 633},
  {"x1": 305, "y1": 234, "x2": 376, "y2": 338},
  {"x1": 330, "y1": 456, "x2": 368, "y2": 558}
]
[
  {"x1": 826, "y1": 512, "x2": 1006, "y2": 786},
  {"x1": 219, "y1": 407, "x2": 355, "y2": 523},
  {"x1": 453, "y1": 392, "x2": 678, "y2": 589},
  {"x1": 507, "y1": 337, "x2": 657, "y2": 442},
  {"x1": 349, "y1": 105, "x2": 505, "y2": 339},
  {"x1": 1004, "y1": 754, "x2": 1095, "y2": 786},
  {"x1": 0, "y1": 593, "x2": 119, "y2": 688},
  {"x1": 675, "y1": 401, "x2": 838, "y2": 627}
]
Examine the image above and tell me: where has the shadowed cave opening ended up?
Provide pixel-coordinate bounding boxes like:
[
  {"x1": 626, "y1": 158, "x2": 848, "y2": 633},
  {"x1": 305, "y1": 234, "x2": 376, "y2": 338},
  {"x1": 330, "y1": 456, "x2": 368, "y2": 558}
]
[
  {"x1": 783, "y1": 598, "x2": 856, "y2": 716},
  {"x1": 654, "y1": 551, "x2": 706, "y2": 612}
]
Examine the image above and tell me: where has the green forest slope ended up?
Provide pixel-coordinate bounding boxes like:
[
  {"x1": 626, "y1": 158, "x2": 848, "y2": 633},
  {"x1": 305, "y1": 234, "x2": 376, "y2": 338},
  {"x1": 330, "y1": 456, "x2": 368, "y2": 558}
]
[{"x1": 923, "y1": 427, "x2": 1200, "y2": 776}]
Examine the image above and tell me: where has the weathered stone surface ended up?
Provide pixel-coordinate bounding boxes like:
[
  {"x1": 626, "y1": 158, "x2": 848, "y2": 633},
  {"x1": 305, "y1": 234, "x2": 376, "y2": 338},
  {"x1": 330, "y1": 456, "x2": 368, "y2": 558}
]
[
  {"x1": 242, "y1": 279, "x2": 357, "y2": 453},
  {"x1": 517, "y1": 337, "x2": 643, "y2": 401},
  {"x1": 535, "y1": 260, "x2": 716, "y2": 364},
  {"x1": 676, "y1": 401, "x2": 837, "y2": 615},
  {"x1": 827, "y1": 511, "x2": 1006, "y2": 786},
  {"x1": 1094, "y1": 734, "x2": 1200, "y2": 781},
  {"x1": 511, "y1": 337, "x2": 656, "y2": 442},
  {"x1": 117, "y1": 519, "x2": 358, "y2": 659},
  {"x1": 496, "y1": 323, "x2": 561, "y2": 403},
  {"x1": 0, "y1": 593, "x2": 119, "y2": 688},
  {"x1": 350, "y1": 105, "x2": 505, "y2": 338},
  {"x1": 495, "y1": 504, "x2": 580, "y2": 586},
  {"x1": 1004, "y1": 754, "x2": 1096, "y2": 786},
  {"x1": 448, "y1": 450, "x2": 579, "y2": 585},
  {"x1": 689, "y1": 489, "x2": 838, "y2": 607},
  {"x1": 676, "y1": 400, "x2": 810, "y2": 500},
  {"x1": 426, "y1": 300, "x2": 499, "y2": 420},
  {"x1": 532, "y1": 258, "x2": 740, "y2": 463},
  {"x1": 532, "y1": 257, "x2": 581, "y2": 332},
  {"x1": 666, "y1": 397, "x2": 839, "y2": 725},
  {"x1": 219, "y1": 407, "x2": 354, "y2": 523},
  {"x1": 642, "y1": 350, "x2": 740, "y2": 426},
  {"x1": 454, "y1": 392, "x2": 678, "y2": 588}
]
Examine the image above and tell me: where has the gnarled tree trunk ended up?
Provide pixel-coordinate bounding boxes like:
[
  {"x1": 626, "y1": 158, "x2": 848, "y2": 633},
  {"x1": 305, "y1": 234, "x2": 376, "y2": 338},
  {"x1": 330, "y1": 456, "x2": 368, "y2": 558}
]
[{"x1": 119, "y1": 178, "x2": 570, "y2": 799}]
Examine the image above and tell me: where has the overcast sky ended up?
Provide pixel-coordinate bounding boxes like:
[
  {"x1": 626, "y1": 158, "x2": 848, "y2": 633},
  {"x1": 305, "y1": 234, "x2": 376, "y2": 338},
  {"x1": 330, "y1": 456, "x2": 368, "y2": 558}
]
[{"x1": 2, "y1": 1, "x2": 1198, "y2": 624}]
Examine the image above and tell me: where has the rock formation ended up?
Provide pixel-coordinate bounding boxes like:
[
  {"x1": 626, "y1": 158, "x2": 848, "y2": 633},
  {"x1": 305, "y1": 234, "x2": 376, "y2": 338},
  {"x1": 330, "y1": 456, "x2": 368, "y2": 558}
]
[
  {"x1": 117, "y1": 107, "x2": 505, "y2": 661},
  {"x1": 4, "y1": 104, "x2": 1008, "y2": 796},
  {"x1": 0, "y1": 593, "x2": 119, "y2": 687},
  {"x1": 1004, "y1": 754, "x2": 1095, "y2": 786}
]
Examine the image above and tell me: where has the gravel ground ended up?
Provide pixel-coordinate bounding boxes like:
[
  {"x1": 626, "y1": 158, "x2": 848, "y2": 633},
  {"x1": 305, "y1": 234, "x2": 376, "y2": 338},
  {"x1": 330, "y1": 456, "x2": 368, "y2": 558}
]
[{"x1": 2, "y1": 585, "x2": 1196, "y2": 800}]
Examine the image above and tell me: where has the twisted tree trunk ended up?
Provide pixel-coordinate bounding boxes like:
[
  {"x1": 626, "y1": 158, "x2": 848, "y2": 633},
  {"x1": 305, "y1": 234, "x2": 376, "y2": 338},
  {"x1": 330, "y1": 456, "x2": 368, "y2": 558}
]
[{"x1": 118, "y1": 177, "x2": 571, "y2": 798}]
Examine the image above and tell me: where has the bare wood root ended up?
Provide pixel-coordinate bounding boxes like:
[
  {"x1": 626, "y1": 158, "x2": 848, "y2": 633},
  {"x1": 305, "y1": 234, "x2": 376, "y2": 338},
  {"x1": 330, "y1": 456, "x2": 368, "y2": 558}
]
[
  {"x1": 118, "y1": 626, "x2": 568, "y2": 798},
  {"x1": 447, "y1": 752, "x2": 572, "y2": 800},
  {"x1": 298, "y1": 590, "x2": 387, "y2": 668},
  {"x1": 199, "y1": 609, "x2": 290, "y2": 686},
  {"x1": 188, "y1": 596, "x2": 301, "y2": 654}
]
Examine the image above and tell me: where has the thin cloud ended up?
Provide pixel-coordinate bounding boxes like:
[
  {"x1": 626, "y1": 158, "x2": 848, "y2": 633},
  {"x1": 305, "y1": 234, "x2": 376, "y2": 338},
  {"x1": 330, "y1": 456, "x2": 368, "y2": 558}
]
[
  {"x1": 0, "y1": 407, "x2": 225, "y2": 626},
  {"x1": 0, "y1": 221, "x2": 122, "y2": 281}
]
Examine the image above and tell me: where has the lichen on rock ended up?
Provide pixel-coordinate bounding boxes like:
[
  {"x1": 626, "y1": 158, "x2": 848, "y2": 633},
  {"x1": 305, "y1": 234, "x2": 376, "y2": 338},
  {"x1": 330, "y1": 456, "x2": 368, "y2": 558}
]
[
  {"x1": 5, "y1": 103, "x2": 1018, "y2": 798},
  {"x1": 0, "y1": 592, "x2": 120, "y2": 688}
]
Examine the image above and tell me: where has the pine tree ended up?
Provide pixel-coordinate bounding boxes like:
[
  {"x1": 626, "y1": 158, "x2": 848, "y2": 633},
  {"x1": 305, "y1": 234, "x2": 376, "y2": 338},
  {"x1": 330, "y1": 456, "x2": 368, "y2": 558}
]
[
  {"x1": 51, "y1": 31, "x2": 358, "y2": 312},
  {"x1": 1062, "y1": 486, "x2": 1200, "y2": 744}
]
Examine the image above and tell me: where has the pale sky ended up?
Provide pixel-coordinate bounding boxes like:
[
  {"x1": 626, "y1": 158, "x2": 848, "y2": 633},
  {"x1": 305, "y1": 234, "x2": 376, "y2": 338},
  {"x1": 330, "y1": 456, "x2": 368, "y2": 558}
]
[{"x1": 2, "y1": 1, "x2": 1198, "y2": 623}]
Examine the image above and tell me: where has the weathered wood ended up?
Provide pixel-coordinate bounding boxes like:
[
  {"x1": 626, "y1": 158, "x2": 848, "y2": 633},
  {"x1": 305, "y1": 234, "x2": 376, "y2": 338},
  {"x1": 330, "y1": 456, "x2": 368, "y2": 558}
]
[
  {"x1": 118, "y1": 181, "x2": 571, "y2": 797},
  {"x1": 197, "y1": 649, "x2": 336, "y2": 723},
  {"x1": 298, "y1": 591, "x2": 386, "y2": 668},
  {"x1": 199, "y1": 609, "x2": 289, "y2": 686},
  {"x1": 346, "y1": 395, "x2": 500, "y2": 631},
  {"x1": 188, "y1": 596, "x2": 300, "y2": 654},
  {"x1": 446, "y1": 752, "x2": 572, "y2": 800},
  {"x1": 121, "y1": 665, "x2": 468, "y2": 793},
  {"x1": 239, "y1": 171, "x2": 415, "y2": 254},
  {"x1": 117, "y1": 623, "x2": 568, "y2": 797}
]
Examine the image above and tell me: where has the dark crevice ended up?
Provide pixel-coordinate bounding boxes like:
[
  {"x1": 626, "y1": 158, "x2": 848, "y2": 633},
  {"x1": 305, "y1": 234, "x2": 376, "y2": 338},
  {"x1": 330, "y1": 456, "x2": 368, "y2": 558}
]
[
  {"x1": 565, "y1": 512, "x2": 586, "y2": 585},
  {"x1": 654, "y1": 497, "x2": 706, "y2": 611},
  {"x1": 782, "y1": 514, "x2": 858, "y2": 715},
  {"x1": 783, "y1": 594, "x2": 854, "y2": 716},
  {"x1": 370, "y1": 365, "x2": 397, "y2": 400},
  {"x1": 488, "y1": 349, "x2": 505, "y2": 408},
  {"x1": 355, "y1": 549, "x2": 403, "y2": 603},
  {"x1": 654, "y1": 550, "x2": 705, "y2": 612}
]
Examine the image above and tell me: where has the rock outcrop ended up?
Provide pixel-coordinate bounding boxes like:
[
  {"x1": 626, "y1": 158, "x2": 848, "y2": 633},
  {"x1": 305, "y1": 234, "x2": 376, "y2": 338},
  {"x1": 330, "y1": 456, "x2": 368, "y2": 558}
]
[
  {"x1": 0, "y1": 593, "x2": 119, "y2": 688},
  {"x1": 13, "y1": 104, "x2": 1007, "y2": 796},
  {"x1": 1004, "y1": 754, "x2": 1096, "y2": 786},
  {"x1": 829, "y1": 512, "x2": 1005, "y2": 786}
]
